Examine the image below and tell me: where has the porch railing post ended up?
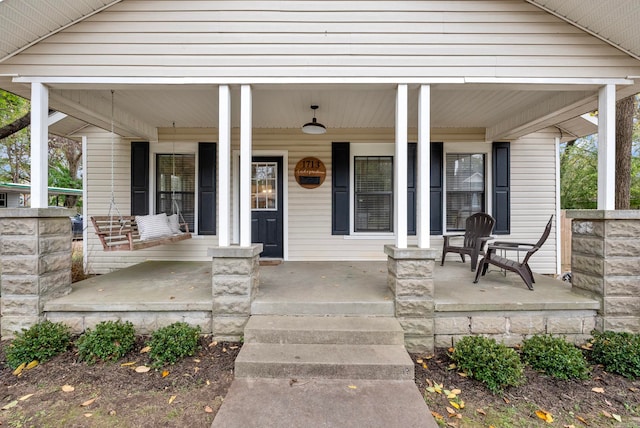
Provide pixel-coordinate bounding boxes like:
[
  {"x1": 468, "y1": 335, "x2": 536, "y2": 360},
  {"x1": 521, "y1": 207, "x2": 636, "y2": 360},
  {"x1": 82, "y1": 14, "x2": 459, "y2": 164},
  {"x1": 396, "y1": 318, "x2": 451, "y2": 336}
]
[
  {"x1": 597, "y1": 84, "x2": 616, "y2": 210},
  {"x1": 395, "y1": 84, "x2": 408, "y2": 248},
  {"x1": 30, "y1": 82, "x2": 49, "y2": 208},
  {"x1": 218, "y1": 84, "x2": 231, "y2": 247},
  {"x1": 240, "y1": 84, "x2": 253, "y2": 247},
  {"x1": 417, "y1": 84, "x2": 431, "y2": 248}
]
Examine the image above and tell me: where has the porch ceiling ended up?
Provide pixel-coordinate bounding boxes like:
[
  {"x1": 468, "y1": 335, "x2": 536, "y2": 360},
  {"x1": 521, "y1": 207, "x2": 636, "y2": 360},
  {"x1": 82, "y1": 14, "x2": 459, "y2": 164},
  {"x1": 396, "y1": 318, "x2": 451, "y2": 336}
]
[{"x1": 29, "y1": 82, "x2": 618, "y2": 142}]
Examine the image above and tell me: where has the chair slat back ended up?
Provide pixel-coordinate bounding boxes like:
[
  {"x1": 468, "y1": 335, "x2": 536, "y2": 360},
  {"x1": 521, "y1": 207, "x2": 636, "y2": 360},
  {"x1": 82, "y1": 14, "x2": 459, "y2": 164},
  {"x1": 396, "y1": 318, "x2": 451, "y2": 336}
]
[
  {"x1": 522, "y1": 215, "x2": 554, "y2": 264},
  {"x1": 463, "y1": 213, "x2": 495, "y2": 248}
]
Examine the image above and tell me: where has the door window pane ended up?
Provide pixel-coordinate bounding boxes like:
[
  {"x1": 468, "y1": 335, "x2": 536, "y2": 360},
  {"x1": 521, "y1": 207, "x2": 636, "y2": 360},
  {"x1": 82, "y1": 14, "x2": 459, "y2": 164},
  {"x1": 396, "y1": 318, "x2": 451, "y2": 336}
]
[
  {"x1": 252, "y1": 162, "x2": 278, "y2": 211},
  {"x1": 354, "y1": 156, "x2": 393, "y2": 232},
  {"x1": 446, "y1": 153, "x2": 485, "y2": 230}
]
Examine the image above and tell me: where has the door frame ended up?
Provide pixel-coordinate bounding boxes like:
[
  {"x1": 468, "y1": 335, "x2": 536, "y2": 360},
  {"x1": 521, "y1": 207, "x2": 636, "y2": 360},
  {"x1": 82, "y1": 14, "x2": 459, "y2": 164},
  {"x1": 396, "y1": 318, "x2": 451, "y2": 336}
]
[{"x1": 233, "y1": 149, "x2": 289, "y2": 259}]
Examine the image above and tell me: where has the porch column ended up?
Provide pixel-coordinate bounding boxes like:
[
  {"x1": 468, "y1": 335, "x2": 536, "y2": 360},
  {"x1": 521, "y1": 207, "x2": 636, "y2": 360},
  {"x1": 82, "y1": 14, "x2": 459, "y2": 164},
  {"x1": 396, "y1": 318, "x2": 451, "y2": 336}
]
[
  {"x1": 0, "y1": 208, "x2": 74, "y2": 337},
  {"x1": 218, "y1": 85, "x2": 231, "y2": 247},
  {"x1": 240, "y1": 84, "x2": 252, "y2": 247},
  {"x1": 30, "y1": 83, "x2": 49, "y2": 208},
  {"x1": 417, "y1": 84, "x2": 431, "y2": 248},
  {"x1": 597, "y1": 84, "x2": 616, "y2": 210},
  {"x1": 568, "y1": 210, "x2": 640, "y2": 333},
  {"x1": 395, "y1": 84, "x2": 408, "y2": 248}
]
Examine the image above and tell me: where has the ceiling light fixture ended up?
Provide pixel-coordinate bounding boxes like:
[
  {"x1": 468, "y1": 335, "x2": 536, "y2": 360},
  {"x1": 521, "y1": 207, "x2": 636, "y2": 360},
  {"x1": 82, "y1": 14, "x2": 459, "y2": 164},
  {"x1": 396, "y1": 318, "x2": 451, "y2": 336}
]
[{"x1": 301, "y1": 105, "x2": 327, "y2": 135}]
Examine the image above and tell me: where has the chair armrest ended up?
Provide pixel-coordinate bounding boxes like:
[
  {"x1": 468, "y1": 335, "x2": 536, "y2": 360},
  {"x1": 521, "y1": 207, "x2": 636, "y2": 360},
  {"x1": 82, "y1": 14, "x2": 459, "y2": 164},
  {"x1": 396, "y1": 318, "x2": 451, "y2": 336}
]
[{"x1": 488, "y1": 243, "x2": 534, "y2": 253}]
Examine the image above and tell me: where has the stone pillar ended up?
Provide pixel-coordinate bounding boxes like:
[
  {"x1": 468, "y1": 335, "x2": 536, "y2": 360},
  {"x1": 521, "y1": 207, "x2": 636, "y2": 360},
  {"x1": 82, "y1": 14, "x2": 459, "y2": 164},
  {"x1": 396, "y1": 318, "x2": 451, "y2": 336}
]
[
  {"x1": 385, "y1": 245, "x2": 438, "y2": 353},
  {"x1": 568, "y1": 210, "x2": 640, "y2": 332},
  {"x1": 0, "y1": 208, "x2": 74, "y2": 338},
  {"x1": 208, "y1": 244, "x2": 262, "y2": 341}
]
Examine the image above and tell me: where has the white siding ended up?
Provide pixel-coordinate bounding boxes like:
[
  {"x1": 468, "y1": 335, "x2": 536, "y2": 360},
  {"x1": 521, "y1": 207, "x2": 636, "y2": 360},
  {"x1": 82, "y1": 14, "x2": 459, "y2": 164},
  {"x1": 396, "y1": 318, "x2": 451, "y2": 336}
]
[
  {"x1": 509, "y1": 129, "x2": 558, "y2": 274},
  {"x1": 85, "y1": 125, "x2": 558, "y2": 274},
  {"x1": 1, "y1": 0, "x2": 638, "y2": 78}
]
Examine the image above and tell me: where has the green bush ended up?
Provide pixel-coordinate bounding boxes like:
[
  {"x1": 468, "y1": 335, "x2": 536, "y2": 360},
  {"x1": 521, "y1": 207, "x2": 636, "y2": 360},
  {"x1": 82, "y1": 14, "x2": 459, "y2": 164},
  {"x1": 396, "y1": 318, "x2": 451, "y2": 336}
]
[
  {"x1": 590, "y1": 330, "x2": 640, "y2": 379},
  {"x1": 77, "y1": 320, "x2": 136, "y2": 364},
  {"x1": 522, "y1": 335, "x2": 590, "y2": 380},
  {"x1": 450, "y1": 336, "x2": 525, "y2": 394},
  {"x1": 5, "y1": 321, "x2": 71, "y2": 369},
  {"x1": 148, "y1": 322, "x2": 201, "y2": 368}
]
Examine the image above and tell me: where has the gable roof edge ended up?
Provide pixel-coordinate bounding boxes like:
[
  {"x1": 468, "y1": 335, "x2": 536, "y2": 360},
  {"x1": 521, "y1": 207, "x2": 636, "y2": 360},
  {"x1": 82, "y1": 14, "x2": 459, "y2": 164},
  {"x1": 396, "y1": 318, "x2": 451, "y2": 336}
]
[
  {"x1": 525, "y1": 0, "x2": 640, "y2": 62},
  {"x1": 0, "y1": 0, "x2": 122, "y2": 64}
]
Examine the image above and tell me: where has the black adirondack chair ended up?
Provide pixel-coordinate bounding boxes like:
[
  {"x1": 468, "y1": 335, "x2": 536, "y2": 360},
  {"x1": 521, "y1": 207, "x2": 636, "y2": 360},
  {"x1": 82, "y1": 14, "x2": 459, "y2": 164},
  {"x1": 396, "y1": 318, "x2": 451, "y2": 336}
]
[
  {"x1": 441, "y1": 212, "x2": 495, "y2": 271},
  {"x1": 473, "y1": 215, "x2": 554, "y2": 290}
]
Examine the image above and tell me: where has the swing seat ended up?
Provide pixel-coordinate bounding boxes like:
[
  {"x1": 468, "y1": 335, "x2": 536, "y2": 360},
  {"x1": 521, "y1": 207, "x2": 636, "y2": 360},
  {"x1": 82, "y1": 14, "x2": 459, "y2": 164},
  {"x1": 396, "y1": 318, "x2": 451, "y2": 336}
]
[{"x1": 91, "y1": 215, "x2": 192, "y2": 251}]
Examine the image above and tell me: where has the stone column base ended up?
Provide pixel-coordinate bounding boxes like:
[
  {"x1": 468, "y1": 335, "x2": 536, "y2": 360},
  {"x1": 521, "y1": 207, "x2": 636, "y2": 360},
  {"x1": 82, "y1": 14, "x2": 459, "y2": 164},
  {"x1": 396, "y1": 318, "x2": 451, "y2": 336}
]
[
  {"x1": 0, "y1": 208, "x2": 75, "y2": 338},
  {"x1": 384, "y1": 245, "x2": 438, "y2": 353},
  {"x1": 208, "y1": 244, "x2": 263, "y2": 341},
  {"x1": 568, "y1": 210, "x2": 640, "y2": 333}
]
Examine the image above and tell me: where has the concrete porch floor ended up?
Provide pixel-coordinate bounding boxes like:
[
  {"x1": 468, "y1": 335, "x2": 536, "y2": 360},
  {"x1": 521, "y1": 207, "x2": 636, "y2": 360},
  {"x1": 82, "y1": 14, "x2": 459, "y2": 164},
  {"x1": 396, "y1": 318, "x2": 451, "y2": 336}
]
[{"x1": 45, "y1": 259, "x2": 599, "y2": 313}]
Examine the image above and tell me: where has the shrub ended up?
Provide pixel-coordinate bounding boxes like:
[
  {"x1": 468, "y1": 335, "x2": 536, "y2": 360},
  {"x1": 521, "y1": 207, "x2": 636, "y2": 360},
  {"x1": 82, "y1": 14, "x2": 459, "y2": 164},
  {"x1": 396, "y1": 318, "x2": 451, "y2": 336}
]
[
  {"x1": 148, "y1": 322, "x2": 201, "y2": 368},
  {"x1": 77, "y1": 320, "x2": 136, "y2": 364},
  {"x1": 450, "y1": 336, "x2": 525, "y2": 394},
  {"x1": 5, "y1": 321, "x2": 71, "y2": 369},
  {"x1": 522, "y1": 335, "x2": 590, "y2": 380},
  {"x1": 590, "y1": 330, "x2": 640, "y2": 379}
]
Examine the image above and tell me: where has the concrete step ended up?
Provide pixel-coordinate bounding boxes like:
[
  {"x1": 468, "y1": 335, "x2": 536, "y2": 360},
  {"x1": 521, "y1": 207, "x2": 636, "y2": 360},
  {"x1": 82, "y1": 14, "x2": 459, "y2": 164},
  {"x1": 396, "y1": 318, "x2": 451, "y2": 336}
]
[
  {"x1": 244, "y1": 315, "x2": 404, "y2": 345},
  {"x1": 235, "y1": 343, "x2": 414, "y2": 380},
  {"x1": 250, "y1": 299, "x2": 395, "y2": 316}
]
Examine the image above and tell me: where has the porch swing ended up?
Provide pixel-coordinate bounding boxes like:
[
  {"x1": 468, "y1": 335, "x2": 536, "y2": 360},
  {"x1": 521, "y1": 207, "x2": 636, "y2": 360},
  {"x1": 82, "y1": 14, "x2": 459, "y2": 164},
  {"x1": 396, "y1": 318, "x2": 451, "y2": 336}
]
[{"x1": 91, "y1": 93, "x2": 192, "y2": 251}]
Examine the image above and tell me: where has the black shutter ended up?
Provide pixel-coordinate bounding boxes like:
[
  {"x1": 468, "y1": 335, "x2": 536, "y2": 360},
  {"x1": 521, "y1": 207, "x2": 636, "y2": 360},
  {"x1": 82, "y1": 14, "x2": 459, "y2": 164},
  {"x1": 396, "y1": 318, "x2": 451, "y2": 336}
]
[
  {"x1": 492, "y1": 141, "x2": 510, "y2": 235},
  {"x1": 407, "y1": 142, "x2": 417, "y2": 235},
  {"x1": 332, "y1": 142, "x2": 350, "y2": 235},
  {"x1": 430, "y1": 142, "x2": 443, "y2": 235},
  {"x1": 198, "y1": 142, "x2": 217, "y2": 235},
  {"x1": 131, "y1": 141, "x2": 149, "y2": 215}
]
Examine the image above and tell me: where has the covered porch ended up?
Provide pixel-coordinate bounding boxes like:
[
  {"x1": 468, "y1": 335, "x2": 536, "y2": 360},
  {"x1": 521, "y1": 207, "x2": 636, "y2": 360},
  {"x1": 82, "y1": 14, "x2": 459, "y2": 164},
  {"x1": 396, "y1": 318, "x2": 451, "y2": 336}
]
[{"x1": 44, "y1": 259, "x2": 599, "y2": 348}]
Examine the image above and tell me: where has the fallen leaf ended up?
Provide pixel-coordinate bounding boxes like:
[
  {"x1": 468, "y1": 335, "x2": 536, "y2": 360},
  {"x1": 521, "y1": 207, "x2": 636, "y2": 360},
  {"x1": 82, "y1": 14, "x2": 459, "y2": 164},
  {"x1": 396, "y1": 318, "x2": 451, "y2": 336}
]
[
  {"x1": 591, "y1": 387, "x2": 605, "y2": 394},
  {"x1": 451, "y1": 389, "x2": 461, "y2": 395},
  {"x1": 457, "y1": 372, "x2": 467, "y2": 377},
  {"x1": 135, "y1": 366, "x2": 151, "y2": 373},
  {"x1": 209, "y1": 341, "x2": 218, "y2": 347},
  {"x1": 140, "y1": 346, "x2": 151, "y2": 353},
  {"x1": 18, "y1": 394, "x2": 34, "y2": 401},
  {"x1": 84, "y1": 413, "x2": 93, "y2": 418},
  {"x1": 503, "y1": 397, "x2": 511, "y2": 404},
  {"x1": 206, "y1": 380, "x2": 210, "y2": 385},
  {"x1": 194, "y1": 367, "x2": 200, "y2": 374},
  {"x1": 81, "y1": 397, "x2": 97, "y2": 407},
  {"x1": 430, "y1": 411, "x2": 443, "y2": 420},
  {"x1": 2, "y1": 400, "x2": 18, "y2": 410},
  {"x1": 605, "y1": 398, "x2": 613, "y2": 407},
  {"x1": 120, "y1": 362, "x2": 136, "y2": 367},
  {"x1": 162, "y1": 370, "x2": 170, "y2": 378},
  {"x1": 348, "y1": 385, "x2": 357, "y2": 389},
  {"x1": 169, "y1": 395, "x2": 177, "y2": 404},
  {"x1": 602, "y1": 410, "x2": 612, "y2": 418},
  {"x1": 563, "y1": 425, "x2": 576, "y2": 428},
  {"x1": 422, "y1": 362, "x2": 428, "y2": 369},
  {"x1": 204, "y1": 406, "x2": 213, "y2": 413},
  {"x1": 476, "y1": 408, "x2": 487, "y2": 416},
  {"x1": 612, "y1": 414, "x2": 622, "y2": 422},
  {"x1": 629, "y1": 387, "x2": 638, "y2": 392},
  {"x1": 448, "y1": 347, "x2": 455, "y2": 353},
  {"x1": 445, "y1": 407, "x2": 457, "y2": 415},
  {"x1": 109, "y1": 410, "x2": 117, "y2": 416},
  {"x1": 222, "y1": 347, "x2": 227, "y2": 353},
  {"x1": 12, "y1": 362, "x2": 26, "y2": 376},
  {"x1": 193, "y1": 358, "x2": 201, "y2": 363},
  {"x1": 229, "y1": 346, "x2": 238, "y2": 350},
  {"x1": 447, "y1": 363, "x2": 457, "y2": 370},
  {"x1": 536, "y1": 409, "x2": 554, "y2": 423},
  {"x1": 449, "y1": 401, "x2": 460, "y2": 409},
  {"x1": 416, "y1": 359, "x2": 423, "y2": 364},
  {"x1": 62, "y1": 384, "x2": 75, "y2": 392},
  {"x1": 575, "y1": 415, "x2": 589, "y2": 425}
]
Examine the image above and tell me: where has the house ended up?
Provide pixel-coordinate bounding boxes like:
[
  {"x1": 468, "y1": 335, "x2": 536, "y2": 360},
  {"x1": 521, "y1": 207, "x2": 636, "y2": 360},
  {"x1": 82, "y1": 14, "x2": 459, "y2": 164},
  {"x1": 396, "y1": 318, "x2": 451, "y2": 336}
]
[
  {"x1": 1, "y1": 0, "x2": 639, "y2": 345},
  {"x1": 0, "y1": 182, "x2": 82, "y2": 208}
]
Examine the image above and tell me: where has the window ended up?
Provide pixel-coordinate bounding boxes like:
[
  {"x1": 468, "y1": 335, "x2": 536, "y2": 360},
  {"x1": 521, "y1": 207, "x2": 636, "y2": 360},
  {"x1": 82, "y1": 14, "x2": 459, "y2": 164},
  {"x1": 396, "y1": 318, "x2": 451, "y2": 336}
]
[
  {"x1": 0, "y1": 193, "x2": 6, "y2": 208},
  {"x1": 156, "y1": 154, "x2": 195, "y2": 232},
  {"x1": 354, "y1": 156, "x2": 393, "y2": 232},
  {"x1": 446, "y1": 153, "x2": 485, "y2": 230},
  {"x1": 251, "y1": 162, "x2": 278, "y2": 210}
]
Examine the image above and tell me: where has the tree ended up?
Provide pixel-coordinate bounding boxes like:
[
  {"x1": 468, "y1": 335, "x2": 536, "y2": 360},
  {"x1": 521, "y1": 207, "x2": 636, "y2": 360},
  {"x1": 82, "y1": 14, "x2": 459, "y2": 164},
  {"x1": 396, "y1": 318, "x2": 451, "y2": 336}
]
[
  {"x1": 615, "y1": 95, "x2": 637, "y2": 209},
  {"x1": 561, "y1": 137, "x2": 598, "y2": 209},
  {"x1": 0, "y1": 90, "x2": 31, "y2": 183}
]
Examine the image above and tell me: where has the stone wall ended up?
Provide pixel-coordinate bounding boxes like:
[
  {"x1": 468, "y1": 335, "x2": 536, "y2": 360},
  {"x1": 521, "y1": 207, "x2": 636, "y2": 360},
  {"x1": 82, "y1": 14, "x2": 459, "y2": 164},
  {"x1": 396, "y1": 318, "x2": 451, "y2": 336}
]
[
  {"x1": 385, "y1": 245, "x2": 438, "y2": 353},
  {"x1": 209, "y1": 245, "x2": 262, "y2": 342},
  {"x1": 0, "y1": 208, "x2": 74, "y2": 337},
  {"x1": 568, "y1": 210, "x2": 640, "y2": 332},
  {"x1": 435, "y1": 310, "x2": 596, "y2": 348}
]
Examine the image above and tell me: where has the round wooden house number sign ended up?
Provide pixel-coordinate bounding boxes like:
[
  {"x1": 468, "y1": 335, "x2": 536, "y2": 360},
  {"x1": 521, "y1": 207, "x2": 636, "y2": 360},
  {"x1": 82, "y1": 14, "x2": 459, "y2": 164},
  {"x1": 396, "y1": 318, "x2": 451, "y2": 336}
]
[{"x1": 294, "y1": 157, "x2": 326, "y2": 189}]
